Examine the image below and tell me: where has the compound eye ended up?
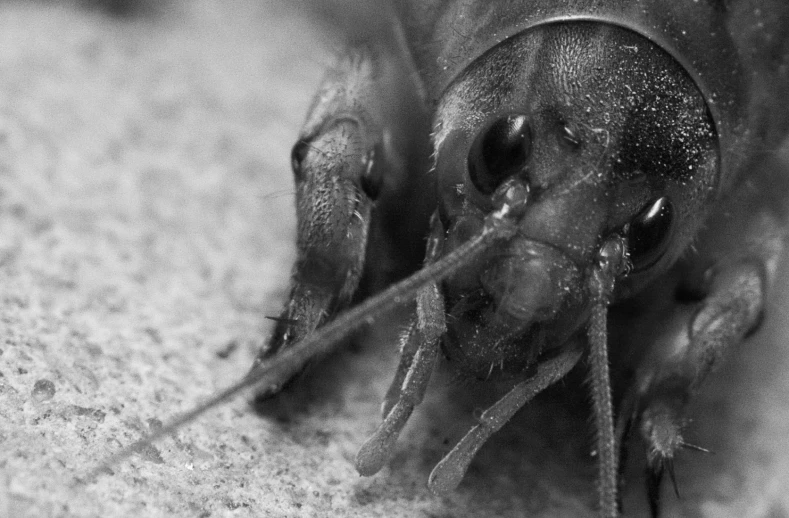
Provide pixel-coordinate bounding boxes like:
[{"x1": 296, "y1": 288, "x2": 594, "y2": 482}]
[
  {"x1": 359, "y1": 147, "x2": 382, "y2": 200},
  {"x1": 291, "y1": 139, "x2": 310, "y2": 181},
  {"x1": 626, "y1": 196, "x2": 674, "y2": 271},
  {"x1": 468, "y1": 115, "x2": 532, "y2": 195}
]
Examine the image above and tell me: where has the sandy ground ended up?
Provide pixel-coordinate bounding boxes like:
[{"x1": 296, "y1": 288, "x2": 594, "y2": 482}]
[{"x1": 1, "y1": 2, "x2": 789, "y2": 517}]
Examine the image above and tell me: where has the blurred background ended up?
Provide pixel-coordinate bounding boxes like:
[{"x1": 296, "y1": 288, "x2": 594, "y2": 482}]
[{"x1": 0, "y1": 1, "x2": 788, "y2": 516}]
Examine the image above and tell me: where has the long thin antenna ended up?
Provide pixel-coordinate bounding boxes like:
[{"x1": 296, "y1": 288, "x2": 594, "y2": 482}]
[
  {"x1": 588, "y1": 236, "x2": 628, "y2": 518},
  {"x1": 83, "y1": 182, "x2": 529, "y2": 481},
  {"x1": 589, "y1": 292, "x2": 618, "y2": 517}
]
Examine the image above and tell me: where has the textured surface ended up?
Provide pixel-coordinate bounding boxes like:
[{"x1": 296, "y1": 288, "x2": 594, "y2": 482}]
[{"x1": 1, "y1": 2, "x2": 789, "y2": 517}]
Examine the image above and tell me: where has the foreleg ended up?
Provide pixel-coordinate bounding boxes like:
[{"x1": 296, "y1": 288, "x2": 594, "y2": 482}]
[
  {"x1": 254, "y1": 20, "x2": 432, "y2": 396},
  {"x1": 625, "y1": 213, "x2": 785, "y2": 516}
]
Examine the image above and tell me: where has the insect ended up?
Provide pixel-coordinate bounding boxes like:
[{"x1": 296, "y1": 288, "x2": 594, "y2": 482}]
[{"x1": 95, "y1": 1, "x2": 789, "y2": 516}]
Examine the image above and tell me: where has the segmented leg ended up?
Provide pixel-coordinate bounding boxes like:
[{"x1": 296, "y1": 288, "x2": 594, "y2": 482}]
[
  {"x1": 380, "y1": 324, "x2": 422, "y2": 419},
  {"x1": 356, "y1": 214, "x2": 446, "y2": 476},
  {"x1": 254, "y1": 24, "x2": 433, "y2": 395},
  {"x1": 427, "y1": 345, "x2": 583, "y2": 494},
  {"x1": 355, "y1": 310, "x2": 441, "y2": 476},
  {"x1": 635, "y1": 259, "x2": 767, "y2": 516},
  {"x1": 623, "y1": 202, "x2": 786, "y2": 517}
]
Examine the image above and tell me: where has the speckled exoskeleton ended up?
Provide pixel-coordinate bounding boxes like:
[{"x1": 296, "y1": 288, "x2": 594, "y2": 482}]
[{"x1": 103, "y1": 2, "x2": 789, "y2": 516}]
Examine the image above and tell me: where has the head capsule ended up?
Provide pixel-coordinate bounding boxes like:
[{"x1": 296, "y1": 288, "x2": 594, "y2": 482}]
[{"x1": 430, "y1": 21, "x2": 720, "y2": 380}]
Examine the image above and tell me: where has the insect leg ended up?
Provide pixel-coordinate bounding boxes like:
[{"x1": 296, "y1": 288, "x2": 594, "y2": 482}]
[
  {"x1": 355, "y1": 310, "x2": 440, "y2": 476},
  {"x1": 379, "y1": 215, "x2": 447, "y2": 418},
  {"x1": 380, "y1": 324, "x2": 421, "y2": 419},
  {"x1": 255, "y1": 32, "x2": 432, "y2": 396},
  {"x1": 427, "y1": 345, "x2": 583, "y2": 495},
  {"x1": 629, "y1": 232, "x2": 783, "y2": 517},
  {"x1": 356, "y1": 214, "x2": 446, "y2": 476},
  {"x1": 257, "y1": 49, "x2": 383, "y2": 366}
]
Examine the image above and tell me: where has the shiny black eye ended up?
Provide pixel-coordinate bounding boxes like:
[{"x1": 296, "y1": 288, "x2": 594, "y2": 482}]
[
  {"x1": 359, "y1": 147, "x2": 381, "y2": 200},
  {"x1": 468, "y1": 115, "x2": 532, "y2": 195},
  {"x1": 291, "y1": 139, "x2": 310, "y2": 180},
  {"x1": 626, "y1": 197, "x2": 674, "y2": 271}
]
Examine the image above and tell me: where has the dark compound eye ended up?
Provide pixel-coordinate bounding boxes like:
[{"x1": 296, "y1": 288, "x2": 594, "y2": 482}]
[
  {"x1": 359, "y1": 147, "x2": 382, "y2": 200},
  {"x1": 561, "y1": 124, "x2": 581, "y2": 150},
  {"x1": 290, "y1": 139, "x2": 310, "y2": 180},
  {"x1": 468, "y1": 114, "x2": 532, "y2": 195},
  {"x1": 626, "y1": 196, "x2": 674, "y2": 271}
]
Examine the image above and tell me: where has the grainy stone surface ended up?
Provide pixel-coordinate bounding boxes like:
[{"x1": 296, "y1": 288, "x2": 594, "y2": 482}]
[{"x1": 1, "y1": 2, "x2": 788, "y2": 517}]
